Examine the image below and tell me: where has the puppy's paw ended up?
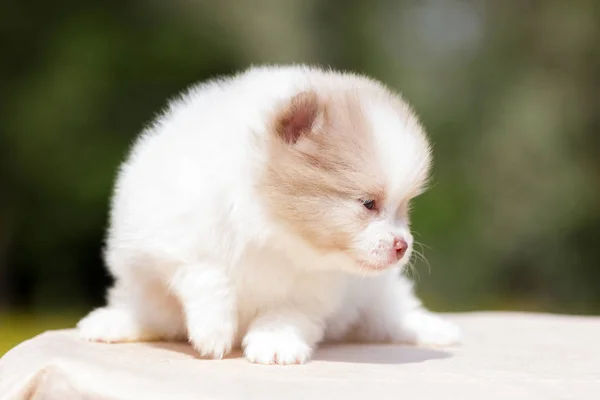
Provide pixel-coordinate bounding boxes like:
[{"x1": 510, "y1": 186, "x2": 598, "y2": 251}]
[
  {"x1": 242, "y1": 330, "x2": 313, "y2": 365},
  {"x1": 77, "y1": 307, "x2": 154, "y2": 343},
  {"x1": 397, "y1": 310, "x2": 462, "y2": 347},
  {"x1": 188, "y1": 321, "x2": 235, "y2": 360}
]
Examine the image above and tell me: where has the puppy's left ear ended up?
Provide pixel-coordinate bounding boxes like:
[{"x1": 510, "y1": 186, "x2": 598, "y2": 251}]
[{"x1": 273, "y1": 91, "x2": 325, "y2": 145}]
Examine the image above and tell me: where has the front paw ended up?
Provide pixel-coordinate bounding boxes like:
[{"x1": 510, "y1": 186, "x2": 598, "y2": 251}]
[
  {"x1": 398, "y1": 310, "x2": 462, "y2": 347},
  {"x1": 77, "y1": 307, "x2": 153, "y2": 343},
  {"x1": 188, "y1": 321, "x2": 236, "y2": 360},
  {"x1": 242, "y1": 330, "x2": 313, "y2": 365}
]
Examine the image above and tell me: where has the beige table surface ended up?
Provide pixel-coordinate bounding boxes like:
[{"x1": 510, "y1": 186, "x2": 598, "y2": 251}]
[{"x1": 1, "y1": 312, "x2": 599, "y2": 400}]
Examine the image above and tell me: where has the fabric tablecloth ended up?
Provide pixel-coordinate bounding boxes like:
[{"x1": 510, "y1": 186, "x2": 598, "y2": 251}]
[{"x1": 1, "y1": 312, "x2": 599, "y2": 400}]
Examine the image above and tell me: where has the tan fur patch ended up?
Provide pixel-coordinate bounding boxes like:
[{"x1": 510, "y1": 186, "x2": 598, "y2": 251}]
[{"x1": 260, "y1": 84, "x2": 389, "y2": 255}]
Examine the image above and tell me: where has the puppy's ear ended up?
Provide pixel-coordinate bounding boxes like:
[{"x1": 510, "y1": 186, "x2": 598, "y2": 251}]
[{"x1": 274, "y1": 91, "x2": 324, "y2": 145}]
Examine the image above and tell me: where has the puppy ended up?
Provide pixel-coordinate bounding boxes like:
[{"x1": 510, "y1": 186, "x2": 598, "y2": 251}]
[{"x1": 77, "y1": 65, "x2": 461, "y2": 364}]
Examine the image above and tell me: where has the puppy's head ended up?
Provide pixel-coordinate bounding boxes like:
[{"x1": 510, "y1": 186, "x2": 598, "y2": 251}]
[{"x1": 261, "y1": 77, "x2": 431, "y2": 274}]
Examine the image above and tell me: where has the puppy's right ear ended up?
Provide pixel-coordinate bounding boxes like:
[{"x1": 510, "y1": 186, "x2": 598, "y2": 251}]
[{"x1": 274, "y1": 91, "x2": 324, "y2": 145}]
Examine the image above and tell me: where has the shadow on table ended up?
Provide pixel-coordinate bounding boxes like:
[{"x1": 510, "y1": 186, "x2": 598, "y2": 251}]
[
  {"x1": 146, "y1": 341, "x2": 451, "y2": 365},
  {"x1": 314, "y1": 344, "x2": 451, "y2": 364}
]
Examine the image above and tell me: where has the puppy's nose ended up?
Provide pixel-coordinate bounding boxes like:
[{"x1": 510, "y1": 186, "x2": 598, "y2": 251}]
[{"x1": 393, "y1": 237, "x2": 408, "y2": 260}]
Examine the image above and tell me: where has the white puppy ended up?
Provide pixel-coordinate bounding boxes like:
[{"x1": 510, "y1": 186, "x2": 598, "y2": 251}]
[{"x1": 77, "y1": 65, "x2": 461, "y2": 364}]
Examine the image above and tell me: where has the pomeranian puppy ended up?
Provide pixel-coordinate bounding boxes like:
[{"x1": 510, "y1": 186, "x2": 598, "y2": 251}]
[{"x1": 77, "y1": 65, "x2": 461, "y2": 364}]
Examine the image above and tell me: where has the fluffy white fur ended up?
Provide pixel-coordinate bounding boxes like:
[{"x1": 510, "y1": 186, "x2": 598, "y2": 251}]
[{"x1": 77, "y1": 65, "x2": 461, "y2": 365}]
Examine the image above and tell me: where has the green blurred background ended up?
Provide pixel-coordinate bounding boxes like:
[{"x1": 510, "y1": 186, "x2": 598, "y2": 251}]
[{"x1": 1, "y1": 0, "x2": 599, "y2": 355}]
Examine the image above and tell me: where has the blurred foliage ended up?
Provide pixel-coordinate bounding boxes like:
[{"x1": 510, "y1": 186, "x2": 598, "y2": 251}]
[
  {"x1": 0, "y1": 313, "x2": 82, "y2": 356},
  {"x1": 1, "y1": 0, "x2": 600, "y2": 347}
]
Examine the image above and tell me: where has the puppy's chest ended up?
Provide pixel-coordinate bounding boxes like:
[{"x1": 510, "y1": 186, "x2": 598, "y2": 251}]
[
  {"x1": 231, "y1": 248, "x2": 345, "y2": 315},
  {"x1": 233, "y1": 251, "x2": 302, "y2": 309}
]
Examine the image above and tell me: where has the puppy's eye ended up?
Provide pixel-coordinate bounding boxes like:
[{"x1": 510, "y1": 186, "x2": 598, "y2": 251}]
[{"x1": 362, "y1": 199, "x2": 376, "y2": 210}]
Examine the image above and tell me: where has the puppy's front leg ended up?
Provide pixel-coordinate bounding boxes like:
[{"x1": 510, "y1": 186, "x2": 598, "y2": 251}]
[
  {"x1": 357, "y1": 273, "x2": 462, "y2": 347},
  {"x1": 242, "y1": 308, "x2": 325, "y2": 365},
  {"x1": 170, "y1": 263, "x2": 237, "y2": 359}
]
